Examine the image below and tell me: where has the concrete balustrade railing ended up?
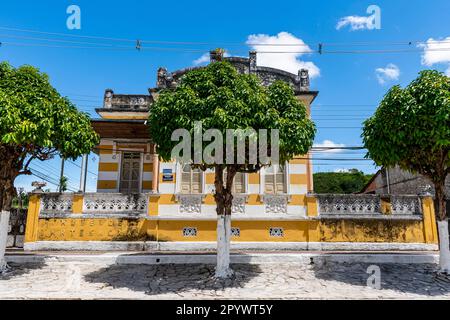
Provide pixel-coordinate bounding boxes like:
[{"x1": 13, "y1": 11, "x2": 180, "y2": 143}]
[
  {"x1": 315, "y1": 194, "x2": 423, "y2": 216},
  {"x1": 22, "y1": 192, "x2": 439, "y2": 248}
]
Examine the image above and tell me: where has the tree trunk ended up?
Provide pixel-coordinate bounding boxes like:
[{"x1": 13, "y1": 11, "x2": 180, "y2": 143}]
[
  {"x1": 214, "y1": 165, "x2": 236, "y2": 279},
  {"x1": 434, "y1": 181, "x2": 450, "y2": 273},
  {"x1": 0, "y1": 150, "x2": 20, "y2": 212},
  {"x1": 0, "y1": 211, "x2": 10, "y2": 273}
]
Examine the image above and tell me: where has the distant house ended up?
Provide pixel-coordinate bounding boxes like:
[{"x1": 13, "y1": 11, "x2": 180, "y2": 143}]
[
  {"x1": 361, "y1": 166, "x2": 449, "y2": 196},
  {"x1": 361, "y1": 166, "x2": 449, "y2": 213}
]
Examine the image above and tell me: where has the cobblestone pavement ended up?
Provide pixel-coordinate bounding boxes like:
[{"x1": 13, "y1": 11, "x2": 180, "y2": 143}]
[{"x1": 1, "y1": 261, "x2": 450, "y2": 299}]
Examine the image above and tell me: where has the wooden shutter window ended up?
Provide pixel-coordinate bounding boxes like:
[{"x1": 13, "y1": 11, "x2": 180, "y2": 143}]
[
  {"x1": 234, "y1": 172, "x2": 244, "y2": 194},
  {"x1": 265, "y1": 165, "x2": 286, "y2": 194},
  {"x1": 180, "y1": 164, "x2": 202, "y2": 194},
  {"x1": 223, "y1": 170, "x2": 245, "y2": 194}
]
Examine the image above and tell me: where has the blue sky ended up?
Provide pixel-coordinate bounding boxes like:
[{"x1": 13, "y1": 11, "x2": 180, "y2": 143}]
[{"x1": 1, "y1": 0, "x2": 450, "y2": 191}]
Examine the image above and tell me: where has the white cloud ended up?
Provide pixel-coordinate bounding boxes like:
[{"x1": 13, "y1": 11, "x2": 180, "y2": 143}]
[
  {"x1": 193, "y1": 53, "x2": 210, "y2": 65},
  {"x1": 336, "y1": 15, "x2": 375, "y2": 31},
  {"x1": 334, "y1": 168, "x2": 351, "y2": 173},
  {"x1": 375, "y1": 64, "x2": 400, "y2": 85},
  {"x1": 313, "y1": 140, "x2": 346, "y2": 153},
  {"x1": 246, "y1": 32, "x2": 320, "y2": 78},
  {"x1": 420, "y1": 37, "x2": 450, "y2": 76}
]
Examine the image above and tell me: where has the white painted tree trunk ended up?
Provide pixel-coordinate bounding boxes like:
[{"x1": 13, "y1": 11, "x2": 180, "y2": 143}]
[
  {"x1": 215, "y1": 214, "x2": 233, "y2": 278},
  {"x1": 437, "y1": 220, "x2": 450, "y2": 273},
  {"x1": 0, "y1": 211, "x2": 10, "y2": 272}
]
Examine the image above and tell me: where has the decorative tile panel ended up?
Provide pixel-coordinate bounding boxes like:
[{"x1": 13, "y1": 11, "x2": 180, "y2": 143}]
[
  {"x1": 231, "y1": 227, "x2": 240, "y2": 237},
  {"x1": 269, "y1": 227, "x2": 284, "y2": 237},
  {"x1": 182, "y1": 227, "x2": 197, "y2": 237},
  {"x1": 317, "y1": 194, "x2": 381, "y2": 215},
  {"x1": 391, "y1": 196, "x2": 422, "y2": 215},
  {"x1": 83, "y1": 193, "x2": 147, "y2": 213},
  {"x1": 231, "y1": 195, "x2": 246, "y2": 214},
  {"x1": 178, "y1": 194, "x2": 203, "y2": 214},
  {"x1": 264, "y1": 195, "x2": 288, "y2": 214},
  {"x1": 40, "y1": 194, "x2": 73, "y2": 213}
]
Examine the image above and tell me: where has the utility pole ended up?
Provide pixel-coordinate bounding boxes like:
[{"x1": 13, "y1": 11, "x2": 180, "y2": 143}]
[
  {"x1": 386, "y1": 167, "x2": 391, "y2": 194},
  {"x1": 58, "y1": 157, "x2": 65, "y2": 193},
  {"x1": 79, "y1": 154, "x2": 88, "y2": 193}
]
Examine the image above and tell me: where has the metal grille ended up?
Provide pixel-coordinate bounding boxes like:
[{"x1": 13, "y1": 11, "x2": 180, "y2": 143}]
[{"x1": 7, "y1": 208, "x2": 27, "y2": 248}]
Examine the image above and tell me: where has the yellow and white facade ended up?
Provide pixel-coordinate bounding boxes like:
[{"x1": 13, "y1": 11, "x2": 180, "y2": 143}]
[{"x1": 23, "y1": 51, "x2": 438, "y2": 251}]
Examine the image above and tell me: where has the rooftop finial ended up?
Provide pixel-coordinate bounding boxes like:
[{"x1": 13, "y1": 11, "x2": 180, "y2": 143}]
[
  {"x1": 299, "y1": 69, "x2": 310, "y2": 91},
  {"x1": 104, "y1": 89, "x2": 114, "y2": 108},
  {"x1": 210, "y1": 48, "x2": 225, "y2": 63},
  {"x1": 249, "y1": 51, "x2": 257, "y2": 73}
]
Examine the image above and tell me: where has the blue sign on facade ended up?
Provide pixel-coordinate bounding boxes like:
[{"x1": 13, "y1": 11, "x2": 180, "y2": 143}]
[{"x1": 162, "y1": 168, "x2": 173, "y2": 181}]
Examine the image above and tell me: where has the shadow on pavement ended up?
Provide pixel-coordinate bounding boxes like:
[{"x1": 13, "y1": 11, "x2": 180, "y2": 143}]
[
  {"x1": 0, "y1": 261, "x2": 46, "y2": 280},
  {"x1": 312, "y1": 262, "x2": 450, "y2": 296},
  {"x1": 84, "y1": 263, "x2": 262, "y2": 296}
]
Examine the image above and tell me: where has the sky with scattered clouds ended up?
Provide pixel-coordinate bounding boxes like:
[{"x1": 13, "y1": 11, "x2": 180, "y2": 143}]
[{"x1": 1, "y1": 0, "x2": 449, "y2": 191}]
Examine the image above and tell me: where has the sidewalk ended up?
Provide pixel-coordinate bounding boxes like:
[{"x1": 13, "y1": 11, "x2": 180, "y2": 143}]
[
  {"x1": 1, "y1": 250, "x2": 449, "y2": 299},
  {"x1": 4, "y1": 249, "x2": 441, "y2": 265}
]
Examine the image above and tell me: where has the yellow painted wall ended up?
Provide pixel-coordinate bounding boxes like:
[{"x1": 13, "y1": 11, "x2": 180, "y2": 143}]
[
  {"x1": 24, "y1": 194, "x2": 438, "y2": 245},
  {"x1": 30, "y1": 217, "x2": 432, "y2": 243}
]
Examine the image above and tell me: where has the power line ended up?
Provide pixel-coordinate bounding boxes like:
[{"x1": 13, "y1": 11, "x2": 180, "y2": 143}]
[
  {"x1": 66, "y1": 159, "x2": 98, "y2": 177},
  {"x1": 3, "y1": 39, "x2": 450, "y2": 55},
  {"x1": 29, "y1": 166, "x2": 78, "y2": 192},
  {"x1": 30, "y1": 162, "x2": 79, "y2": 190},
  {"x1": 1, "y1": 28, "x2": 450, "y2": 55},
  {"x1": 1, "y1": 26, "x2": 449, "y2": 48}
]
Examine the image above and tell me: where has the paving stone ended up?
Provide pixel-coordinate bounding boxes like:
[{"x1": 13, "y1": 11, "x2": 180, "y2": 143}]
[{"x1": 1, "y1": 261, "x2": 450, "y2": 299}]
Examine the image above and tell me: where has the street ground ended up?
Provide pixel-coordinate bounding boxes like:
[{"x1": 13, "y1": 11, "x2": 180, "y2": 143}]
[{"x1": 1, "y1": 253, "x2": 450, "y2": 299}]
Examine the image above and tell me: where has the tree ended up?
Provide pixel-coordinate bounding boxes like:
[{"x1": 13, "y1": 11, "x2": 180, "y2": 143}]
[
  {"x1": 313, "y1": 169, "x2": 373, "y2": 194},
  {"x1": 59, "y1": 176, "x2": 68, "y2": 193},
  {"x1": 149, "y1": 59, "x2": 315, "y2": 278},
  {"x1": 0, "y1": 62, "x2": 99, "y2": 270},
  {"x1": 362, "y1": 70, "x2": 450, "y2": 272}
]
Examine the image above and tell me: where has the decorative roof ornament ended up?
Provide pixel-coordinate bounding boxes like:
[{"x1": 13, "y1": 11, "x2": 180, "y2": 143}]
[
  {"x1": 299, "y1": 69, "x2": 310, "y2": 92},
  {"x1": 419, "y1": 184, "x2": 434, "y2": 197},
  {"x1": 249, "y1": 51, "x2": 257, "y2": 74},
  {"x1": 210, "y1": 48, "x2": 225, "y2": 63},
  {"x1": 157, "y1": 67, "x2": 175, "y2": 89},
  {"x1": 31, "y1": 181, "x2": 46, "y2": 193}
]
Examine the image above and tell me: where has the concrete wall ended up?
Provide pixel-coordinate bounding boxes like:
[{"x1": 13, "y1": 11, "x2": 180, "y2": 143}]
[{"x1": 24, "y1": 193, "x2": 438, "y2": 248}]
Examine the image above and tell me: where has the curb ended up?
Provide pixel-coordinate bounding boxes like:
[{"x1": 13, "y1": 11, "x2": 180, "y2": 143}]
[{"x1": 5, "y1": 252, "x2": 440, "y2": 265}]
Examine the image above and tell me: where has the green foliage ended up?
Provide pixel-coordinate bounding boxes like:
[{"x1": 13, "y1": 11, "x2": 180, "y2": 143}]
[
  {"x1": 0, "y1": 62, "x2": 99, "y2": 160},
  {"x1": 59, "y1": 176, "x2": 68, "y2": 192},
  {"x1": 149, "y1": 61, "x2": 316, "y2": 167},
  {"x1": 313, "y1": 169, "x2": 374, "y2": 194},
  {"x1": 362, "y1": 70, "x2": 449, "y2": 219},
  {"x1": 362, "y1": 70, "x2": 450, "y2": 180}
]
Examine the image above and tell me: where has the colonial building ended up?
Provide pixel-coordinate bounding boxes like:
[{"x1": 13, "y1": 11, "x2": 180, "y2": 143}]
[{"x1": 23, "y1": 51, "x2": 438, "y2": 251}]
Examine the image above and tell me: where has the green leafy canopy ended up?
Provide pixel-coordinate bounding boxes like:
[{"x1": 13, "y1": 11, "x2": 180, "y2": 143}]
[
  {"x1": 148, "y1": 61, "x2": 316, "y2": 167},
  {"x1": 362, "y1": 70, "x2": 450, "y2": 180},
  {"x1": 0, "y1": 62, "x2": 99, "y2": 160}
]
